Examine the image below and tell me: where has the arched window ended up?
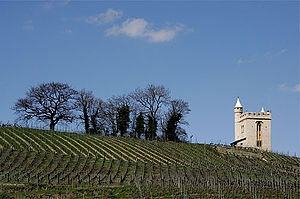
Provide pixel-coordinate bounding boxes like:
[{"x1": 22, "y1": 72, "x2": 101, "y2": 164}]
[{"x1": 256, "y1": 122, "x2": 262, "y2": 147}]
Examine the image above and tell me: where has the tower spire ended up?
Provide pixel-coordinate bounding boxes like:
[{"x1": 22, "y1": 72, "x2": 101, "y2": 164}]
[
  {"x1": 261, "y1": 106, "x2": 265, "y2": 113},
  {"x1": 235, "y1": 96, "x2": 243, "y2": 108}
]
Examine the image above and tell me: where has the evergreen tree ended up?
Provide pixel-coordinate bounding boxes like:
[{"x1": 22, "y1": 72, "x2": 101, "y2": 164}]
[
  {"x1": 165, "y1": 113, "x2": 182, "y2": 141},
  {"x1": 146, "y1": 115, "x2": 157, "y2": 140},
  {"x1": 162, "y1": 99, "x2": 190, "y2": 142},
  {"x1": 135, "y1": 112, "x2": 145, "y2": 139},
  {"x1": 117, "y1": 105, "x2": 130, "y2": 137}
]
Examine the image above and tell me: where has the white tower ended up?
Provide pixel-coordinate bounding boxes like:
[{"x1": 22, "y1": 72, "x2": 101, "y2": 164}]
[{"x1": 232, "y1": 97, "x2": 272, "y2": 151}]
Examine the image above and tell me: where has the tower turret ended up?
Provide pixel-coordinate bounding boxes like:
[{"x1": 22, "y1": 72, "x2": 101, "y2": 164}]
[
  {"x1": 234, "y1": 97, "x2": 243, "y2": 117},
  {"x1": 234, "y1": 97, "x2": 243, "y2": 140}
]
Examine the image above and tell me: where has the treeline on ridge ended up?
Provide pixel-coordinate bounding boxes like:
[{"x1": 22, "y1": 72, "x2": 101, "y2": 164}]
[{"x1": 13, "y1": 82, "x2": 190, "y2": 142}]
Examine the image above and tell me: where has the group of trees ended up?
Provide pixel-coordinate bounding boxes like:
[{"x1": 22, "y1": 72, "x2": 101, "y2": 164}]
[{"x1": 13, "y1": 82, "x2": 190, "y2": 142}]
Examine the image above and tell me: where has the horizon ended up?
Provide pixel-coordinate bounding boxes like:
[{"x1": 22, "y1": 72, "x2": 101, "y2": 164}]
[{"x1": 0, "y1": 1, "x2": 299, "y2": 155}]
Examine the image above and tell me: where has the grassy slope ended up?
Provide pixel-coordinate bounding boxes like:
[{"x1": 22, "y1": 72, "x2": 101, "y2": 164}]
[{"x1": 0, "y1": 127, "x2": 299, "y2": 198}]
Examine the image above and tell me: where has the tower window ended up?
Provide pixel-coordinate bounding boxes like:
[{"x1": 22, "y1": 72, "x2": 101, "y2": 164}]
[
  {"x1": 241, "y1": 125, "x2": 244, "y2": 134},
  {"x1": 256, "y1": 122, "x2": 262, "y2": 147}
]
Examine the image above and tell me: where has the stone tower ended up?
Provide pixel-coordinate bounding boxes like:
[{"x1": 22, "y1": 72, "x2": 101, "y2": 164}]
[{"x1": 232, "y1": 97, "x2": 272, "y2": 151}]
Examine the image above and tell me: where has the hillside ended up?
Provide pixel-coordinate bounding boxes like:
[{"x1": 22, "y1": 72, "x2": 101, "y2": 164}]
[{"x1": 0, "y1": 127, "x2": 299, "y2": 198}]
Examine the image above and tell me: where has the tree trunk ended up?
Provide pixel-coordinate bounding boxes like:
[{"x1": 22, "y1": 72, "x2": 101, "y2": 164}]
[
  {"x1": 91, "y1": 115, "x2": 97, "y2": 134},
  {"x1": 50, "y1": 120, "x2": 55, "y2": 131},
  {"x1": 83, "y1": 108, "x2": 90, "y2": 134}
]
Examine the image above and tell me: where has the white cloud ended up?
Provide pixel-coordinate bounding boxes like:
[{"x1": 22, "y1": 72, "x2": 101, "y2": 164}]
[
  {"x1": 60, "y1": 0, "x2": 71, "y2": 6},
  {"x1": 106, "y1": 18, "x2": 184, "y2": 42},
  {"x1": 236, "y1": 57, "x2": 253, "y2": 65},
  {"x1": 279, "y1": 83, "x2": 288, "y2": 91},
  {"x1": 106, "y1": 18, "x2": 148, "y2": 37},
  {"x1": 278, "y1": 48, "x2": 288, "y2": 55},
  {"x1": 62, "y1": 29, "x2": 72, "y2": 35},
  {"x1": 147, "y1": 25, "x2": 184, "y2": 42},
  {"x1": 264, "y1": 52, "x2": 273, "y2": 60},
  {"x1": 86, "y1": 9, "x2": 123, "y2": 25},
  {"x1": 265, "y1": 48, "x2": 288, "y2": 60},
  {"x1": 292, "y1": 84, "x2": 300, "y2": 92},
  {"x1": 236, "y1": 58, "x2": 245, "y2": 65},
  {"x1": 237, "y1": 48, "x2": 288, "y2": 65},
  {"x1": 42, "y1": 2, "x2": 54, "y2": 9},
  {"x1": 42, "y1": 0, "x2": 70, "y2": 9},
  {"x1": 278, "y1": 83, "x2": 300, "y2": 92},
  {"x1": 23, "y1": 20, "x2": 34, "y2": 31}
]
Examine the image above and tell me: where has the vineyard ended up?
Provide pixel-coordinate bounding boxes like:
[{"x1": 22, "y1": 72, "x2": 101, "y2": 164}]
[{"x1": 0, "y1": 127, "x2": 299, "y2": 198}]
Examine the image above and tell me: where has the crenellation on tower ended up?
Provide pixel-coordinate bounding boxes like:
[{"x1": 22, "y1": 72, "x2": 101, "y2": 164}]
[{"x1": 231, "y1": 97, "x2": 272, "y2": 151}]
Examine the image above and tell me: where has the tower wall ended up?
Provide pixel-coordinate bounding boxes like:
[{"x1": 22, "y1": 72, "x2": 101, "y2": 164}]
[
  {"x1": 234, "y1": 107, "x2": 243, "y2": 140},
  {"x1": 261, "y1": 119, "x2": 271, "y2": 151}
]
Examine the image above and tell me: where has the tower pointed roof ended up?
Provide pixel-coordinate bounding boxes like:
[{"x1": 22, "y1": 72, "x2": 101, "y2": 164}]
[
  {"x1": 261, "y1": 106, "x2": 265, "y2": 113},
  {"x1": 235, "y1": 97, "x2": 243, "y2": 108}
]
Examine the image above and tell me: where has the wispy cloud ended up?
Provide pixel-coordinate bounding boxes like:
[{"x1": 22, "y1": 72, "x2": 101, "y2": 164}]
[
  {"x1": 83, "y1": 9, "x2": 185, "y2": 43},
  {"x1": 236, "y1": 57, "x2": 253, "y2": 65},
  {"x1": 265, "y1": 48, "x2": 288, "y2": 60},
  {"x1": 148, "y1": 25, "x2": 184, "y2": 42},
  {"x1": 60, "y1": 0, "x2": 71, "y2": 6},
  {"x1": 106, "y1": 18, "x2": 184, "y2": 43},
  {"x1": 42, "y1": 0, "x2": 71, "y2": 9},
  {"x1": 237, "y1": 48, "x2": 288, "y2": 65},
  {"x1": 42, "y1": 2, "x2": 54, "y2": 9},
  {"x1": 264, "y1": 52, "x2": 273, "y2": 61},
  {"x1": 106, "y1": 18, "x2": 147, "y2": 37},
  {"x1": 85, "y1": 9, "x2": 123, "y2": 25},
  {"x1": 236, "y1": 58, "x2": 245, "y2": 65},
  {"x1": 292, "y1": 84, "x2": 300, "y2": 92},
  {"x1": 279, "y1": 83, "x2": 289, "y2": 91},
  {"x1": 279, "y1": 83, "x2": 300, "y2": 92},
  {"x1": 23, "y1": 20, "x2": 34, "y2": 31},
  {"x1": 277, "y1": 48, "x2": 288, "y2": 55},
  {"x1": 62, "y1": 29, "x2": 72, "y2": 35}
]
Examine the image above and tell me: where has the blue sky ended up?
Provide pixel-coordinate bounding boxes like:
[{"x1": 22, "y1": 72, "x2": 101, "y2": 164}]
[{"x1": 0, "y1": 1, "x2": 299, "y2": 155}]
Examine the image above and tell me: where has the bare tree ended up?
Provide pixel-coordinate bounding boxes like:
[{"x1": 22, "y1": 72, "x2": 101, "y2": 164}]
[
  {"x1": 13, "y1": 82, "x2": 77, "y2": 131},
  {"x1": 131, "y1": 84, "x2": 170, "y2": 140},
  {"x1": 101, "y1": 99, "x2": 118, "y2": 136},
  {"x1": 76, "y1": 89, "x2": 95, "y2": 134},
  {"x1": 168, "y1": 99, "x2": 190, "y2": 120},
  {"x1": 111, "y1": 94, "x2": 132, "y2": 107},
  {"x1": 89, "y1": 98, "x2": 105, "y2": 134}
]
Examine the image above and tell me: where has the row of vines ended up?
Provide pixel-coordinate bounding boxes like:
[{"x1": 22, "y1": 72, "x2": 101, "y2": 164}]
[{"x1": 0, "y1": 127, "x2": 299, "y2": 198}]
